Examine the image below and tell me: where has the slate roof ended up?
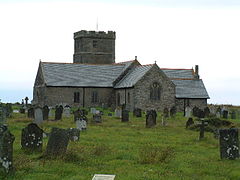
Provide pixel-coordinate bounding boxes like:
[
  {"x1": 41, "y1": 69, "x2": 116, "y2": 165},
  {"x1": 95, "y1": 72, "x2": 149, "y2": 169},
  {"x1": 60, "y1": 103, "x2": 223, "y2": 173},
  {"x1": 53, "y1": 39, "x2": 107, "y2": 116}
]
[
  {"x1": 161, "y1": 68, "x2": 209, "y2": 99},
  {"x1": 114, "y1": 65, "x2": 153, "y2": 88},
  {"x1": 41, "y1": 62, "x2": 127, "y2": 87}
]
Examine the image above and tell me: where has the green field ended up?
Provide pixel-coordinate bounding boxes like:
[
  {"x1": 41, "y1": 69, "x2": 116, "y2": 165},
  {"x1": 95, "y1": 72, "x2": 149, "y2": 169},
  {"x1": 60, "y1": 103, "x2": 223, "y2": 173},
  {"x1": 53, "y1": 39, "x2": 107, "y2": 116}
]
[{"x1": 1, "y1": 110, "x2": 240, "y2": 180}]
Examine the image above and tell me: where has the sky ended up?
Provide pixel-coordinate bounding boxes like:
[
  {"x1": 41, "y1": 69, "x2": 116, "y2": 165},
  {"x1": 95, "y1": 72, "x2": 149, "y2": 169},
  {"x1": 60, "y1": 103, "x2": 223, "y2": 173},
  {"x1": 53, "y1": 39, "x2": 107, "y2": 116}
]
[{"x1": 0, "y1": 0, "x2": 240, "y2": 105}]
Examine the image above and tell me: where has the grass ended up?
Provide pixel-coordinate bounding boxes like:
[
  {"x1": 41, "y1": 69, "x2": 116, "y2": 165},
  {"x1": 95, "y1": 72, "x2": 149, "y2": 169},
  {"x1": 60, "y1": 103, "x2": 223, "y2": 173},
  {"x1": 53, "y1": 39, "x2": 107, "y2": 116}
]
[{"x1": 1, "y1": 110, "x2": 240, "y2": 179}]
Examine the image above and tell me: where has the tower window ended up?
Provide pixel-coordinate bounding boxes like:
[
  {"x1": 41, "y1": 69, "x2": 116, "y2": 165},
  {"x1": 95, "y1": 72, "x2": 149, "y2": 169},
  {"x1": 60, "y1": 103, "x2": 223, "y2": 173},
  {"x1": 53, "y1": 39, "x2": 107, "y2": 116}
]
[
  {"x1": 150, "y1": 82, "x2": 161, "y2": 101},
  {"x1": 93, "y1": 40, "x2": 98, "y2": 48},
  {"x1": 91, "y1": 91, "x2": 98, "y2": 103},
  {"x1": 74, "y1": 92, "x2": 80, "y2": 103}
]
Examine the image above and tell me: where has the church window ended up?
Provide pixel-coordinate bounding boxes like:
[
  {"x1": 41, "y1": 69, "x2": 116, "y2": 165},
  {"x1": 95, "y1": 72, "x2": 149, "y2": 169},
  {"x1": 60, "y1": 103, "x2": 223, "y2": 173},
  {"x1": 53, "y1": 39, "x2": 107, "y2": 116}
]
[
  {"x1": 74, "y1": 92, "x2": 80, "y2": 103},
  {"x1": 150, "y1": 82, "x2": 161, "y2": 101},
  {"x1": 91, "y1": 91, "x2": 98, "y2": 103},
  {"x1": 93, "y1": 40, "x2": 98, "y2": 48}
]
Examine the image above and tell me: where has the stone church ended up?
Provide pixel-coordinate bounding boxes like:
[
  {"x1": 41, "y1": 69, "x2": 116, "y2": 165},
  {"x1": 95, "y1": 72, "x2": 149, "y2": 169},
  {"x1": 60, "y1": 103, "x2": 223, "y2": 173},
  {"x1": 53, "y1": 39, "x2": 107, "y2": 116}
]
[{"x1": 33, "y1": 30, "x2": 209, "y2": 111}]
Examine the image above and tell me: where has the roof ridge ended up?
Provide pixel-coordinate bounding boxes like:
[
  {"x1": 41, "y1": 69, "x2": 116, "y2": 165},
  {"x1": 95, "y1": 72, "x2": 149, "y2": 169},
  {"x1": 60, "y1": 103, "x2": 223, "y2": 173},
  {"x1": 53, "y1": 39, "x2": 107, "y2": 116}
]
[
  {"x1": 114, "y1": 60, "x2": 135, "y2": 64},
  {"x1": 161, "y1": 68, "x2": 193, "y2": 70},
  {"x1": 41, "y1": 61, "x2": 124, "y2": 66}
]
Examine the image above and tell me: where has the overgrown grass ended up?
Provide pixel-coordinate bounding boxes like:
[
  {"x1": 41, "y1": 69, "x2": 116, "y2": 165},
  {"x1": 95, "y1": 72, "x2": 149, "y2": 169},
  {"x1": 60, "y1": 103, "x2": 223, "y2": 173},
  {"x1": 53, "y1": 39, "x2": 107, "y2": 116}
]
[{"x1": 1, "y1": 111, "x2": 240, "y2": 179}]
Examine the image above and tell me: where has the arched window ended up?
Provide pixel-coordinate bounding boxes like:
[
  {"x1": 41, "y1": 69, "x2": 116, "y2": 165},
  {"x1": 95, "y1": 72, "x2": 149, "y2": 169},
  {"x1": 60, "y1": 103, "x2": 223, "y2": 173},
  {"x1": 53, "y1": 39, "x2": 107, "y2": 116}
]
[{"x1": 150, "y1": 82, "x2": 161, "y2": 101}]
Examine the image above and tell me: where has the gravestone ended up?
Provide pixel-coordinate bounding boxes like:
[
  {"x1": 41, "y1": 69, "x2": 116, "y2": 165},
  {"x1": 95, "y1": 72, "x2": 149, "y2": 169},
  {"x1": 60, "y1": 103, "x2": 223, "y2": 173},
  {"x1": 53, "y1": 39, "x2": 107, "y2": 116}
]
[
  {"x1": 185, "y1": 106, "x2": 191, "y2": 118},
  {"x1": 219, "y1": 128, "x2": 239, "y2": 160},
  {"x1": 92, "y1": 174, "x2": 116, "y2": 180},
  {"x1": 43, "y1": 105, "x2": 49, "y2": 120},
  {"x1": 25, "y1": 96, "x2": 29, "y2": 105},
  {"x1": 216, "y1": 112, "x2": 221, "y2": 118},
  {"x1": 0, "y1": 125, "x2": 15, "y2": 173},
  {"x1": 67, "y1": 128, "x2": 80, "y2": 141},
  {"x1": 55, "y1": 106, "x2": 63, "y2": 120},
  {"x1": 48, "y1": 107, "x2": 54, "y2": 118},
  {"x1": 76, "y1": 119, "x2": 87, "y2": 131},
  {"x1": 192, "y1": 106, "x2": 200, "y2": 117},
  {"x1": 21, "y1": 123, "x2": 43, "y2": 151},
  {"x1": 133, "y1": 108, "x2": 142, "y2": 117},
  {"x1": 114, "y1": 107, "x2": 122, "y2": 118},
  {"x1": 170, "y1": 106, "x2": 177, "y2": 117},
  {"x1": 0, "y1": 104, "x2": 6, "y2": 124},
  {"x1": 45, "y1": 127, "x2": 69, "y2": 157},
  {"x1": 63, "y1": 106, "x2": 71, "y2": 118},
  {"x1": 204, "y1": 107, "x2": 210, "y2": 117},
  {"x1": 231, "y1": 111, "x2": 236, "y2": 119},
  {"x1": 34, "y1": 107, "x2": 43, "y2": 124},
  {"x1": 197, "y1": 109, "x2": 205, "y2": 119},
  {"x1": 186, "y1": 117, "x2": 194, "y2": 129},
  {"x1": 222, "y1": 110, "x2": 228, "y2": 119},
  {"x1": 121, "y1": 110, "x2": 129, "y2": 122},
  {"x1": 199, "y1": 119, "x2": 208, "y2": 140},
  {"x1": 146, "y1": 110, "x2": 157, "y2": 128},
  {"x1": 162, "y1": 108, "x2": 169, "y2": 126},
  {"x1": 90, "y1": 108, "x2": 96, "y2": 114},
  {"x1": 27, "y1": 107, "x2": 34, "y2": 118},
  {"x1": 93, "y1": 114, "x2": 102, "y2": 123}
]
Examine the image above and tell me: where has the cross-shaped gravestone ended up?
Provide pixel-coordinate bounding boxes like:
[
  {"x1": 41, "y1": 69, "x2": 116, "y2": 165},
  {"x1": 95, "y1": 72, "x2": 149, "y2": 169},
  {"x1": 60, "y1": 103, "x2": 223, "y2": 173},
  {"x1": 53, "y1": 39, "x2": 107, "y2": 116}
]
[
  {"x1": 198, "y1": 119, "x2": 208, "y2": 140},
  {"x1": 219, "y1": 128, "x2": 239, "y2": 160}
]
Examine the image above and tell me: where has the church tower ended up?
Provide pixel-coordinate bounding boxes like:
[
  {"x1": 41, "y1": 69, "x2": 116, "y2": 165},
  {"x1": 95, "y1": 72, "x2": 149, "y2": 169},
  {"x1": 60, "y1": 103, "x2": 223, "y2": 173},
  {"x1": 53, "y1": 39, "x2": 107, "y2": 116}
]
[{"x1": 73, "y1": 30, "x2": 116, "y2": 64}]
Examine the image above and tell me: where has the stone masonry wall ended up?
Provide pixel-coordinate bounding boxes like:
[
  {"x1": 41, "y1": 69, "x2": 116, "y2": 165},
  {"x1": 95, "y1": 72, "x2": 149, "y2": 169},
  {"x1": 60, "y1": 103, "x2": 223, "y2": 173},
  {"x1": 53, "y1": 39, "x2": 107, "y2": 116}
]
[
  {"x1": 133, "y1": 65, "x2": 176, "y2": 111},
  {"x1": 115, "y1": 88, "x2": 134, "y2": 111},
  {"x1": 175, "y1": 98, "x2": 208, "y2": 112}
]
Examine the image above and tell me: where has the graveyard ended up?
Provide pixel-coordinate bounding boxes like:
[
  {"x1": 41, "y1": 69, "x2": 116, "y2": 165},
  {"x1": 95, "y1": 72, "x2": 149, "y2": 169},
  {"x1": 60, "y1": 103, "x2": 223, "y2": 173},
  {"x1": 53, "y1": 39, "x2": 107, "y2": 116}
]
[{"x1": 1, "y1": 104, "x2": 240, "y2": 179}]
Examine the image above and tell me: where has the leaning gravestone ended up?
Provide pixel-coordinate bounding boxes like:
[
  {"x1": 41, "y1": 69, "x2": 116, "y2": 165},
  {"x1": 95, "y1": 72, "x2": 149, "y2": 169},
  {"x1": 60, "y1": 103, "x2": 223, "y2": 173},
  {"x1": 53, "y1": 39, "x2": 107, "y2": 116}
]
[
  {"x1": 121, "y1": 110, "x2": 129, "y2": 122},
  {"x1": 43, "y1": 105, "x2": 49, "y2": 120},
  {"x1": 67, "y1": 128, "x2": 80, "y2": 141},
  {"x1": 21, "y1": 123, "x2": 43, "y2": 152},
  {"x1": 45, "y1": 127, "x2": 69, "y2": 157},
  {"x1": 34, "y1": 107, "x2": 43, "y2": 124},
  {"x1": 0, "y1": 125, "x2": 15, "y2": 173},
  {"x1": 219, "y1": 128, "x2": 239, "y2": 160},
  {"x1": 27, "y1": 107, "x2": 34, "y2": 118},
  {"x1": 133, "y1": 108, "x2": 142, "y2": 117},
  {"x1": 146, "y1": 110, "x2": 157, "y2": 128}
]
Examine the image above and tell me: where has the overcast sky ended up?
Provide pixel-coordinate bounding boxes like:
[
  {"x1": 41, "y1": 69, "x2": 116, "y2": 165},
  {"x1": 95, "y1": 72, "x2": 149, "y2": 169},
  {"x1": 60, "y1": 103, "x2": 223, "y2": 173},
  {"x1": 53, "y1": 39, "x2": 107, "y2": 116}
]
[{"x1": 0, "y1": 0, "x2": 240, "y2": 105}]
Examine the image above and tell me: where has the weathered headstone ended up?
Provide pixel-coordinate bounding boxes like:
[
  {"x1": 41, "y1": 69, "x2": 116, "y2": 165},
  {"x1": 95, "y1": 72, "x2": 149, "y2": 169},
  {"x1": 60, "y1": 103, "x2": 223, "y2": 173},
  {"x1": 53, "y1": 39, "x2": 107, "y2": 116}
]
[
  {"x1": 170, "y1": 106, "x2": 177, "y2": 117},
  {"x1": 185, "y1": 106, "x2": 191, "y2": 118},
  {"x1": 216, "y1": 112, "x2": 221, "y2": 118},
  {"x1": 186, "y1": 117, "x2": 194, "y2": 128},
  {"x1": 114, "y1": 107, "x2": 122, "y2": 118},
  {"x1": 219, "y1": 128, "x2": 239, "y2": 160},
  {"x1": 48, "y1": 107, "x2": 54, "y2": 117},
  {"x1": 21, "y1": 123, "x2": 43, "y2": 151},
  {"x1": 63, "y1": 106, "x2": 71, "y2": 118},
  {"x1": 55, "y1": 106, "x2": 63, "y2": 120},
  {"x1": 90, "y1": 108, "x2": 96, "y2": 114},
  {"x1": 121, "y1": 109, "x2": 129, "y2": 122},
  {"x1": 222, "y1": 110, "x2": 228, "y2": 119},
  {"x1": 199, "y1": 119, "x2": 208, "y2": 140},
  {"x1": 34, "y1": 107, "x2": 43, "y2": 124},
  {"x1": 146, "y1": 110, "x2": 157, "y2": 128},
  {"x1": 27, "y1": 107, "x2": 34, "y2": 118},
  {"x1": 75, "y1": 113, "x2": 87, "y2": 131},
  {"x1": 0, "y1": 125, "x2": 15, "y2": 173},
  {"x1": 43, "y1": 105, "x2": 49, "y2": 120},
  {"x1": 192, "y1": 106, "x2": 200, "y2": 117},
  {"x1": 67, "y1": 128, "x2": 80, "y2": 141},
  {"x1": 45, "y1": 127, "x2": 69, "y2": 157},
  {"x1": 133, "y1": 108, "x2": 142, "y2": 117},
  {"x1": 93, "y1": 114, "x2": 102, "y2": 123}
]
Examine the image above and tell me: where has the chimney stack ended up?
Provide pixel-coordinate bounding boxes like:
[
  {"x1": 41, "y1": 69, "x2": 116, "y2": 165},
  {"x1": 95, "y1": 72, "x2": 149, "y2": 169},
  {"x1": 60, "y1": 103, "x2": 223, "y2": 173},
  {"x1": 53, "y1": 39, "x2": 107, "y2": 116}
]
[{"x1": 194, "y1": 65, "x2": 200, "y2": 79}]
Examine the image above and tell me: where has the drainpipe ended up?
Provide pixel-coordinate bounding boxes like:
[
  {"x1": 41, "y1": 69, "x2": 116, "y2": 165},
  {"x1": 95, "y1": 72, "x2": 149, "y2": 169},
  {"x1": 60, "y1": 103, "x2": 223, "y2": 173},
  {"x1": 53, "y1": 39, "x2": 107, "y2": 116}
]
[{"x1": 83, "y1": 87, "x2": 85, "y2": 108}]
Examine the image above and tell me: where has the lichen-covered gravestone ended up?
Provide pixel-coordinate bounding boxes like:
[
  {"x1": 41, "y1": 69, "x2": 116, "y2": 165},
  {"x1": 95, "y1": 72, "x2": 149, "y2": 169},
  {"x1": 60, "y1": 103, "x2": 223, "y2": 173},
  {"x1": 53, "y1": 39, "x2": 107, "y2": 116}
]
[
  {"x1": 21, "y1": 123, "x2": 43, "y2": 152},
  {"x1": 0, "y1": 125, "x2": 15, "y2": 173},
  {"x1": 55, "y1": 106, "x2": 63, "y2": 120},
  {"x1": 114, "y1": 107, "x2": 122, "y2": 118},
  {"x1": 46, "y1": 127, "x2": 69, "y2": 157},
  {"x1": 63, "y1": 106, "x2": 71, "y2": 118},
  {"x1": 219, "y1": 128, "x2": 239, "y2": 160},
  {"x1": 185, "y1": 106, "x2": 191, "y2": 117},
  {"x1": 146, "y1": 110, "x2": 157, "y2": 128},
  {"x1": 67, "y1": 128, "x2": 80, "y2": 141},
  {"x1": 34, "y1": 107, "x2": 43, "y2": 124},
  {"x1": 43, "y1": 105, "x2": 49, "y2": 120},
  {"x1": 121, "y1": 109, "x2": 129, "y2": 122}
]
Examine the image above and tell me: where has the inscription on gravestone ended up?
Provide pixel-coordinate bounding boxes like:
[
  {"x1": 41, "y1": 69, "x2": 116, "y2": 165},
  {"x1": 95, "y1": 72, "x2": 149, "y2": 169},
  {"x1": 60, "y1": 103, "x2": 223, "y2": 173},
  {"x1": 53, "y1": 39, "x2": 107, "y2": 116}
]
[{"x1": 219, "y1": 128, "x2": 239, "y2": 160}]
